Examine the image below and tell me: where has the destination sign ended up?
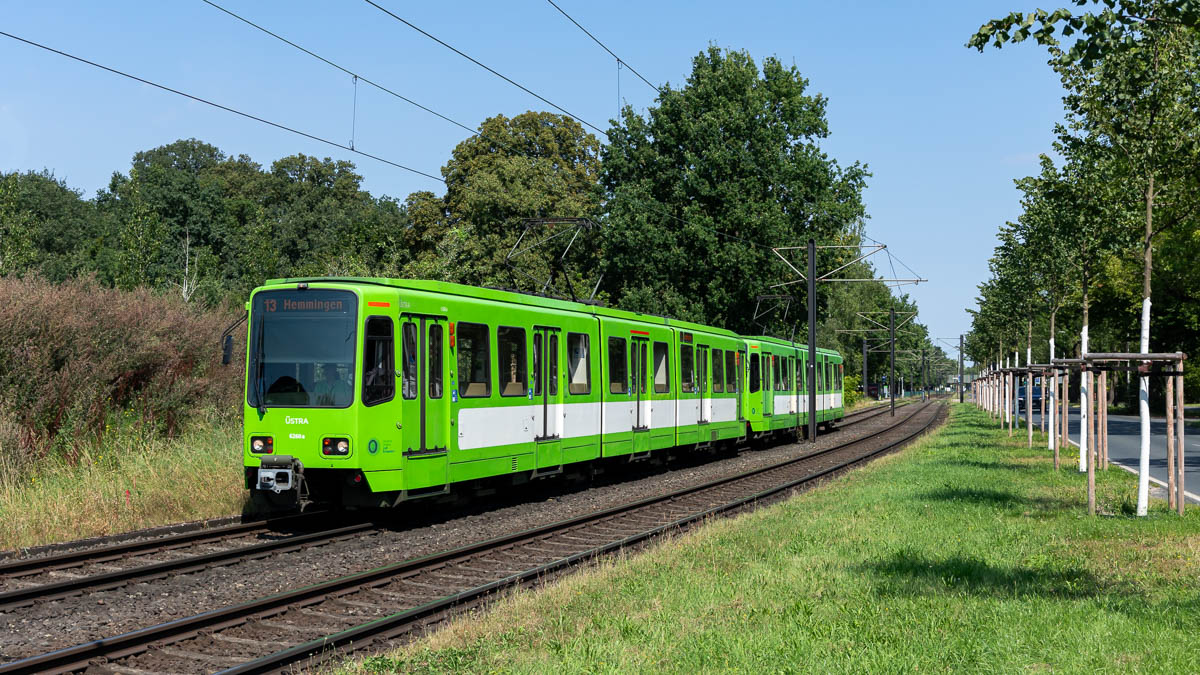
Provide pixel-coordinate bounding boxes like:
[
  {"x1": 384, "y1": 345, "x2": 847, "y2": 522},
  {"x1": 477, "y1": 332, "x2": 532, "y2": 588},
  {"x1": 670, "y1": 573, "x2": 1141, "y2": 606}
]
[{"x1": 259, "y1": 291, "x2": 353, "y2": 314}]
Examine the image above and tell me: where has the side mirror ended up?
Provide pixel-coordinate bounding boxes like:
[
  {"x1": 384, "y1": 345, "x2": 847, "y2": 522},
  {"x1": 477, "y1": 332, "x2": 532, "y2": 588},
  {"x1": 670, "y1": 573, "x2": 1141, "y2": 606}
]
[{"x1": 222, "y1": 334, "x2": 234, "y2": 366}]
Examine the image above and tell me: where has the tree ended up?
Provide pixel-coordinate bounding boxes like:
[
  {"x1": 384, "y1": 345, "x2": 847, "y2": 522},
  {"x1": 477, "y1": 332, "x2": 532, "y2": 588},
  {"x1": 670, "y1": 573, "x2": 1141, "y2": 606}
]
[
  {"x1": 599, "y1": 46, "x2": 867, "y2": 332},
  {"x1": 405, "y1": 111, "x2": 603, "y2": 291},
  {"x1": 969, "y1": 0, "x2": 1200, "y2": 515}
]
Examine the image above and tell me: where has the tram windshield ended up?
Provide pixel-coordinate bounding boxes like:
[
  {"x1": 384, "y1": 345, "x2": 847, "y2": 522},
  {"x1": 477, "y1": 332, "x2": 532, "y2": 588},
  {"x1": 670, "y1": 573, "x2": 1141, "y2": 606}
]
[{"x1": 248, "y1": 289, "x2": 358, "y2": 408}]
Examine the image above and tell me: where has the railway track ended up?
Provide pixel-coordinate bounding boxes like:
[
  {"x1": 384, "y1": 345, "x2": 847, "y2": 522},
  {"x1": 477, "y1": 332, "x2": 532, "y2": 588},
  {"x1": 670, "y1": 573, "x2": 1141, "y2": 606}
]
[
  {"x1": 0, "y1": 399, "x2": 943, "y2": 674},
  {"x1": 0, "y1": 403, "x2": 898, "y2": 613}
]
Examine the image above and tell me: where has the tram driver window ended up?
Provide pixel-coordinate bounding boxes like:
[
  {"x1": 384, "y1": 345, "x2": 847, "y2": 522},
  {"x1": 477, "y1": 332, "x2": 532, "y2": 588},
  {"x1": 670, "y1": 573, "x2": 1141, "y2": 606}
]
[
  {"x1": 498, "y1": 327, "x2": 528, "y2": 397},
  {"x1": 456, "y1": 322, "x2": 491, "y2": 398},
  {"x1": 568, "y1": 332, "x2": 591, "y2": 395}
]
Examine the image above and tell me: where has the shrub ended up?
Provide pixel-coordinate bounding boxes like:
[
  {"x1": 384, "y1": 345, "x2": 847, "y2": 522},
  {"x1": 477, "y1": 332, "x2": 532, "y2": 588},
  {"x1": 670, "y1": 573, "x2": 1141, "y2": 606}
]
[
  {"x1": 843, "y1": 374, "x2": 862, "y2": 409},
  {"x1": 0, "y1": 276, "x2": 244, "y2": 463}
]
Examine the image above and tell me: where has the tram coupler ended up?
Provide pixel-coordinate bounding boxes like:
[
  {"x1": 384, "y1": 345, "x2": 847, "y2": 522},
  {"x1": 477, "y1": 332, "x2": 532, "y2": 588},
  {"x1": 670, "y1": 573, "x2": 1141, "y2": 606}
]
[{"x1": 256, "y1": 454, "x2": 303, "y2": 495}]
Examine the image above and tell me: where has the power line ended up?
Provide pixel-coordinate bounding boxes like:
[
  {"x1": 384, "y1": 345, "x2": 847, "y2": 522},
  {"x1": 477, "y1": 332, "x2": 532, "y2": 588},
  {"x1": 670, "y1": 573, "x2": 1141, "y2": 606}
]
[
  {"x1": 544, "y1": 0, "x2": 660, "y2": 94},
  {"x1": 361, "y1": 0, "x2": 605, "y2": 135},
  {"x1": 0, "y1": 29, "x2": 444, "y2": 184},
  {"x1": 201, "y1": 0, "x2": 486, "y2": 144}
]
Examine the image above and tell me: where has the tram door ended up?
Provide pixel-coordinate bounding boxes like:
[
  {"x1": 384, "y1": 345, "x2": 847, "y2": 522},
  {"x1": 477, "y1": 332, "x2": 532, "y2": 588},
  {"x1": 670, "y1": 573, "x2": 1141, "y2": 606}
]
[
  {"x1": 400, "y1": 315, "x2": 449, "y2": 488},
  {"x1": 533, "y1": 327, "x2": 562, "y2": 471},
  {"x1": 790, "y1": 356, "x2": 798, "y2": 416},
  {"x1": 762, "y1": 354, "x2": 774, "y2": 416},
  {"x1": 697, "y1": 345, "x2": 710, "y2": 423},
  {"x1": 631, "y1": 336, "x2": 650, "y2": 453},
  {"x1": 737, "y1": 350, "x2": 746, "y2": 421}
]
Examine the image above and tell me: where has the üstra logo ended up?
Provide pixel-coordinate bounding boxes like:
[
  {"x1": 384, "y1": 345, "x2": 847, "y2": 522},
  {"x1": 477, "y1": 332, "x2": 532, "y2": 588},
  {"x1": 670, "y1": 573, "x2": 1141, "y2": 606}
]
[{"x1": 285, "y1": 416, "x2": 310, "y2": 425}]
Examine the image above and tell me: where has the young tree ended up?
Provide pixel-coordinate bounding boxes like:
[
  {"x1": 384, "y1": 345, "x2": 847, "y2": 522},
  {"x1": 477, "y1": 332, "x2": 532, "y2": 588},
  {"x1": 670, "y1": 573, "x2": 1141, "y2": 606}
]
[{"x1": 970, "y1": 1, "x2": 1200, "y2": 514}]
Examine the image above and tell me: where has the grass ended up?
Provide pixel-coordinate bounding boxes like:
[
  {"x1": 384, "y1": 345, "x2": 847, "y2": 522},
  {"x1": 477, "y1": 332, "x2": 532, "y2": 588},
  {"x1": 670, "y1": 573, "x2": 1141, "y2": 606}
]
[
  {"x1": 0, "y1": 412, "x2": 245, "y2": 551},
  {"x1": 340, "y1": 404, "x2": 1200, "y2": 674}
]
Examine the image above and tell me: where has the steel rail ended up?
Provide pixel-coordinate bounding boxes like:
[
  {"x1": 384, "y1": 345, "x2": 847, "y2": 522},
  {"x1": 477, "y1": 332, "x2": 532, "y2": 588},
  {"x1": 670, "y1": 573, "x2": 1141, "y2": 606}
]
[
  {"x1": 0, "y1": 521, "x2": 372, "y2": 612},
  {"x1": 0, "y1": 512, "x2": 324, "y2": 577},
  {"x1": 0, "y1": 401, "x2": 940, "y2": 675}
]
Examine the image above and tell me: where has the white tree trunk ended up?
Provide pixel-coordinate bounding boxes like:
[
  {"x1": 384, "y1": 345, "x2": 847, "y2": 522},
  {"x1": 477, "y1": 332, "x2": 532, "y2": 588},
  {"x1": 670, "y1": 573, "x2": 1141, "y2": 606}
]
[
  {"x1": 1137, "y1": 297, "x2": 1151, "y2": 517},
  {"x1": 1080, "y1": 325, "x2": 1088, "y2": 473},
  {"x1": 1049, "y1": 338, "x2": 1056, "y2": 452}
]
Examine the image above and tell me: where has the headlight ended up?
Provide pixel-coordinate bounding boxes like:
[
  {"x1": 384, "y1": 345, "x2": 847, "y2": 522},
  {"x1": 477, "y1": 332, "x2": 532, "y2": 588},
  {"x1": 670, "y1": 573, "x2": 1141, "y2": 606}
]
[
  {"x1": 322, "y1": 437, "x2": 350, "y2": 456},
  {"x1": 250, "y1": 436, "x2": 272, "y2": 453}
]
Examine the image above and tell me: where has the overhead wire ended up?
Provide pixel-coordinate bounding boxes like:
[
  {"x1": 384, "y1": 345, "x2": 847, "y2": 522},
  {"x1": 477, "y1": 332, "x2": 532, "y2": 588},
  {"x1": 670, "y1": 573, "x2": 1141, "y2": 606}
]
[
  {"x1": 544, "y1": 0, "x2": 660, "y2": 94},
  {"x1": 361, "y1": 0, "x2": 605, "y2": 135},
  {"x1": 0, "y1": 29, "x2": 444, "y2": 183},
  {"x1": 201, "y1": 0, "x2": 484, "y2": 144},
  {"x1": 202, "y1": 1, "x2": 764, "y2": 253}
]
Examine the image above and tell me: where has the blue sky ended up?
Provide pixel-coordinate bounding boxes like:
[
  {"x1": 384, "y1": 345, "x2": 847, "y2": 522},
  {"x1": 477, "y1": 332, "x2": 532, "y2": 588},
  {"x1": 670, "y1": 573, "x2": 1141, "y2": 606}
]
[{"x1": 0, "y1": 1, "x2": 1066, "y2": 348}]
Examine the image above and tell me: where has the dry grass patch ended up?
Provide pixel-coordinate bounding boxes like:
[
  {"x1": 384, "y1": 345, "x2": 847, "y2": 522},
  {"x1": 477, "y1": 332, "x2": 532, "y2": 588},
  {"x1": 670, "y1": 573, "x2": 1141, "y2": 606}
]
[{"x1": 0, "y1": 414, "x2": 244, "y2": 550}]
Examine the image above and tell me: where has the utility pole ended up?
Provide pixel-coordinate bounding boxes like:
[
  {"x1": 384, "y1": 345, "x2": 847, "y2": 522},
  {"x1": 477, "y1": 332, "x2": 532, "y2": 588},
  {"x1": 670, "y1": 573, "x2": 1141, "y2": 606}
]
[
  {"x1": 890, "y1": 307, "x2": 896, "y2": 416},
  {"x1": 959, "y1": 334, "x2": 964, "y2": 403},
  {"x1": 862, "y1": 337, "x2": 868, "y2": 401},
  {"x1": 807, "y1": 238, "x2": 818, "y2": 443},
  {"x1": 921, "y1": 348, "x2": 926, "y2": 401}
]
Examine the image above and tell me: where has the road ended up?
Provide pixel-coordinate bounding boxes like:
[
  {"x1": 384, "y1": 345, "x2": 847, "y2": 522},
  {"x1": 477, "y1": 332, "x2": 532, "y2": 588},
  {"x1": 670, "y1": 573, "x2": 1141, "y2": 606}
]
[{"x1": 1021, "y1": 406, "x2": 1198, "y2": 504}]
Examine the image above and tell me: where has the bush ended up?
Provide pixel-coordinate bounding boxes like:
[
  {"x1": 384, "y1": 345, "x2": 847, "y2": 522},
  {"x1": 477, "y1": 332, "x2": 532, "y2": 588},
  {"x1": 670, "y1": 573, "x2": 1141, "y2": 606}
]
[
  {"x1": 0, "y1": 276, "x2": 244, "y2": 464},
  {"x1": 843, "y1": 374, "x2": 862, "y2": 409}
]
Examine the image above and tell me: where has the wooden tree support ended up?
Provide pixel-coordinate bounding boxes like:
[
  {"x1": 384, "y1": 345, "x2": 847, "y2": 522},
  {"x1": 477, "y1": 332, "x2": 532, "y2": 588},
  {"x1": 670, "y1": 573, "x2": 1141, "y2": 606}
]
[{"x1": 1051, "y1": 352, "x2": 1188, "y2": 516}]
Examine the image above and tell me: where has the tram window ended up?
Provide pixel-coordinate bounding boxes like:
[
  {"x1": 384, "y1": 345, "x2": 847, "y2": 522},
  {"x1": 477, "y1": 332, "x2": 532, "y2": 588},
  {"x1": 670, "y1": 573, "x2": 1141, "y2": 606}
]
[
  {"x1": 498, "y1": 326, "x2": 528, "y2": 397},
  {"x1": 638, "y1": 342, "x2": 648, "y2": 394},
  {"x1": 363, "y1": 317, "x2": 396, "y2": 406},
  {"x1": 568, "y1": 332, "x2": 591, "y2": 395},
  {"x1": 725, "y1": 351, "x2": 737, "y2": 393},
  {"x1": 800, "y1": 359, "x2": 807, "y2": 393},
  {"x1": 788, "y1": 357, "x2": 795, "y2": 391},
  {"x1": 534, "y1": 333, "x2": 544, "y2": 397},
  {"x1": 400, "y1": 321, "x2": 417, "y2": 401},
  {"x1": 773, "y1": 355, "x2": 783, "y2": 391},
  {"x1": 817, "y1": 360, "x2": 824, "y2": 393},
  {"x1": 549, "y1": 334, "x2": 558, "y2": 396},
  {"x1": 653, "y1": 341, "x2": 670, "y2": 393},
  {"x1": 712, "y1": 349, "x2": 724, "y2": 393},
  {"x1": 457, "y1": 322, "x2": 491, "y2": 398},
  {"x1": 749, "y1": 353, "x2": 760, "y2": 393},
  {"x1": 680, "y1": 345, "x2": 695, "y2": 393},
  {"x1": 608, "y1": 337, "x2": 628, "y2": 394},
  {"x1": 428, "y1": 324, "x2": 443, "y2": 399}
]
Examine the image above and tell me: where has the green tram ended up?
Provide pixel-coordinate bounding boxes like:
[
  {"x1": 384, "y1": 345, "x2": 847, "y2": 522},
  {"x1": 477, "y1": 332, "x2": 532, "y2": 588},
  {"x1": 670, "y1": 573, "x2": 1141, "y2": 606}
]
[{"x1": 242, "y1": 278, "x2": 844, "y2": 508}]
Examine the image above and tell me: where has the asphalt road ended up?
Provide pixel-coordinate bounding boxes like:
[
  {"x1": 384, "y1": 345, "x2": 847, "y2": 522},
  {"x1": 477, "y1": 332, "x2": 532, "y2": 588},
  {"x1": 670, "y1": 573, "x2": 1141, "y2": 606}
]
[{"x1": 1019, "y1": 406, "x2": 1198, "y2": 504}]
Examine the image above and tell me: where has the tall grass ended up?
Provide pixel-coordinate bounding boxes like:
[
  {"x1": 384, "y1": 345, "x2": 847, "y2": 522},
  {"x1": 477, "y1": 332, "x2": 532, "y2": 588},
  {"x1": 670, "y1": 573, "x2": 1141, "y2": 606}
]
[{"x1": 0, "y1": 410, "x2": 245, "y2": 550}]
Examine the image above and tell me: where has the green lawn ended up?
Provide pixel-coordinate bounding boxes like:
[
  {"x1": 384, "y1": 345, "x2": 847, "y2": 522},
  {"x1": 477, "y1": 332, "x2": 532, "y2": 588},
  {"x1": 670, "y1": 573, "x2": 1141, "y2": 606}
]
[{"x1": 343, "y1": 403, "x2": 1200, "y2": 674}]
